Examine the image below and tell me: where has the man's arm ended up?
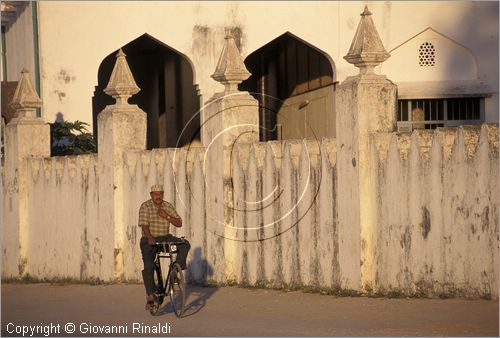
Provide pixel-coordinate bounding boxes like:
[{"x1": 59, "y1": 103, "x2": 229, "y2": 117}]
[
  {"x1": 158, "y1": 207, "x2": 183, "y2": 227},
  {"x1": 138, "y1": 202, "x2": 156, "y2": 245},
  {"x1": 141, "y1": 226, "x2": 156, "y2": 245}
]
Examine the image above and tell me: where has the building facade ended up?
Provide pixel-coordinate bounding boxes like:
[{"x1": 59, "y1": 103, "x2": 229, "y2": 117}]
[{"x1": 1, "y1": 1, "x2": 498, "y2": 147}]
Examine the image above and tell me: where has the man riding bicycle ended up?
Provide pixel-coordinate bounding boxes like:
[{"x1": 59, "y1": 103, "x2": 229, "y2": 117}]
[{"x1": 139, "y1": 184, "x2": 191, "y2": 311}]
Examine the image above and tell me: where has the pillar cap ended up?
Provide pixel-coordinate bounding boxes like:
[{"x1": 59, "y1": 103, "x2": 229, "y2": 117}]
[
  {"x1": 10, "y1": 68, "x2": 42, "y2": 117},
  {"x1": 211, "y1": 32, "x2": 251, "y2": 93},
  {"x1": 104, "y1": 49, "x2": 140, "y2": 105},
  {"x1": 344, "y1": 6, "x2": 390, "y2": 74}
]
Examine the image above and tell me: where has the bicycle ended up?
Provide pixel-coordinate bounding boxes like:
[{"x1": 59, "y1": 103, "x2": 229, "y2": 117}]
[{"x1": 149, "y1": 237, "x2": 187, "y2": 317}]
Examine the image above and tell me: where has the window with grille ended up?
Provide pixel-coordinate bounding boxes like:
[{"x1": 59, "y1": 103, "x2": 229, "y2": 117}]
[
  {"x1": 397, "y1": 97, "x2": 482, "y2": 130},
  {"x1": 419, "y1": 42, "x2": 435, "y2": 67}
]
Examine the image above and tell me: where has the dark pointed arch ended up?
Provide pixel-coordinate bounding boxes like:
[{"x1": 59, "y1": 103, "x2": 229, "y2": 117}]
[
  {"x1": 239, "y1": 32, "x2": 336, "y2": 141},
  {"x1": 92, "y1": 33, "x2": 201, "y2": 149}
]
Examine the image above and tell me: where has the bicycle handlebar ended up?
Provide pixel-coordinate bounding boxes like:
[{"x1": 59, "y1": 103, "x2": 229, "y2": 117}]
[
  {"x1": 154, "y1": 239, "x2": 186, "y2": 246},
  {"x1": 153, "y1": 237, "x2": 186, "y2": 254}
]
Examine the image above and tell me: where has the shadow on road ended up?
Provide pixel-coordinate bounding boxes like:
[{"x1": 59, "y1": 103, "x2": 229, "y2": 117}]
[
  {"x1": 156, "y1": 247, "x2": 219, "y2": 317},
  {"x1": 182, "y1": 286, "x2": 219, "y2": 317},
  {"x1": 155, "y1": 286, "x2": 218, "y2": 317}
]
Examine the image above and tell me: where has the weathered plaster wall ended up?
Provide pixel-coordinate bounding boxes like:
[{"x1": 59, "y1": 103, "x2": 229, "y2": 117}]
[
  {"x1": 371, "y1": 124, "x2": 499, "y2": 298},
  {"x1": 229, "y1": 139, "x2": 338, "y2": 288},
  {"x1": 119, "y1": 138, "x2": 339, "y2": 288},
  {"x1": 121, "y1": 147, "x2": 212, "y2": 284},
  {"x1": 2, "y1": 114, "x2": 51, "y2": 279},
  {"x1": 3, "y1": 124, "x2": 498, "y2": 298},
  {"x1": 33, "y1": 1, "x2": 498, "y2": 125},
  {"x1": 25, "y1": 155, "x2": 104, "y2": 280}
]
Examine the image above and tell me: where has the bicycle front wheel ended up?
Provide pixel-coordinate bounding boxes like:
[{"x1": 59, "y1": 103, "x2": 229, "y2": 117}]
[{"x1": 169, "y1": 263, "x2": 186, "y2": 317}]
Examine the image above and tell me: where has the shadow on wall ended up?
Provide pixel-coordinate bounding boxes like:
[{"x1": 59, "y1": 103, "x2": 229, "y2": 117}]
[
  {"x1": 441, "y1": 2, "x2": 498, "y2": 82},
  {"x1": 431, "y1": 2, "x2": 498, "y2": 123},
  {"x1": 187, "y1": 247, "x2": 214, "y2": 284},
  {"x1": 55, "y1": 111, "x2": 64, "y2": 123}
]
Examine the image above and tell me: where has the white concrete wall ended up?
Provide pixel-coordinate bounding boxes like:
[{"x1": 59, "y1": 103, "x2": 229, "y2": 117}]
[
  {"x1": 371, "y1": 124, "x2": 499, "y2": 298},
  {"x1": 3, "y1": 124, "x2": 497, "y2": 298},
  {"x1": 34, "y1": 1, "x2": 498, "y2": 126},
  {"x1": 4, "y1": 2, "x2": 497, "y2": 296},
  {"x1": 24, "y1": 155, "x2": 104, "y2": 280},
  {"x1": 229, "y1": 139, "x2": 339, "y2": 288},
  {"x1": 121, "y1": 147, "x2": 211, "y2": 283}
]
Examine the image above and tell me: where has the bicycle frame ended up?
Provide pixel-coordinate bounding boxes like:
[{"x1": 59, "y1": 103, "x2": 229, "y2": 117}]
[
  {"x1": 153, "y1": 242, "x2": 178, "y2": 299},
  {"x1": 149, "y1": 238, "x2": 187, "y2": 317}
]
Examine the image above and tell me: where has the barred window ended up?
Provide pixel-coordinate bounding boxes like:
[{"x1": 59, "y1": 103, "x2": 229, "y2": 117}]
[
  {"x1": 397, "y1": 97, "x2": 482, "y2": 130},
  {"x1": 447, "y1": 98, "x2": 480, "y2": 120},
  {"x1": 419, "y1": 42, "x2": 435, "y2": 67}
]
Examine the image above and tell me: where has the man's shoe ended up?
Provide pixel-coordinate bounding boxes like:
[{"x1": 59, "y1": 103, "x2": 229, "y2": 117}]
[
  {"x1": 145, "y1": 300, "x2": 154, "y2": 311},
  {"x1": 145, "y1": 295, "x2": 155, "y2": 311}
]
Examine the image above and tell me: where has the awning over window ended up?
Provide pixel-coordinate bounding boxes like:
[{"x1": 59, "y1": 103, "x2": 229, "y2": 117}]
[{"x1": 396, "y1": 80, "x2": 493, "y2": 99}]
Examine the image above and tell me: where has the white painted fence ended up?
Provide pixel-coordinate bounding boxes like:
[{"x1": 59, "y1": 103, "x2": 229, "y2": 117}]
[
  {"x1": 371, "y1": 124, "x2": 498, "y2": 297},
  {"x1": 11, "y1": 124, "x2": 498, "y2": 299}
]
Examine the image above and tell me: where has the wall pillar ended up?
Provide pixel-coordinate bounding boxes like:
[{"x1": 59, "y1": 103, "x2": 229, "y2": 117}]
[
  {"x1": 202, "y1": 33, "x2": 259, "y2": 282},
  {"x1": 3, "y1": 69, "x2": 50, "y2": 277},
  {"x1": 335, "y1": 6, "x2": 397, "y2": 292},
  {"x1": 97, "y1": 50, "x2": 146, "y2": 281}
]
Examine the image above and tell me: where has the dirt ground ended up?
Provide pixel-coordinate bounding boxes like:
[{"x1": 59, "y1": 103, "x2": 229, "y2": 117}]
[{"x1": 1, "y1": 283, "x2": 498, "y2": 337}]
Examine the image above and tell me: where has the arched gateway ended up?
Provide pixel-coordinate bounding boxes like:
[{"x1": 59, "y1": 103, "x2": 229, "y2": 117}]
[
  {"x1": 92, "y1": 34, "x2": 201, "y2": 149},
  {"x1": 239, "y1": 32, "x2": 336, "y2": 141}
]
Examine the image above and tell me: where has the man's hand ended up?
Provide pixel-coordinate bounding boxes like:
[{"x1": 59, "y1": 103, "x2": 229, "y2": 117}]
[
  {"x1": 157, "y1": 207, "x2": 183, "y2": 227},
  {"x1": 157, "y1": 208, "x2": 169, "y2": 219},
  {"x1": 141, "y1": 226, "x2": 156, "y2": 246},
  {"x1": 147, "y1": 235, "x2": 156, "y2": 246}
]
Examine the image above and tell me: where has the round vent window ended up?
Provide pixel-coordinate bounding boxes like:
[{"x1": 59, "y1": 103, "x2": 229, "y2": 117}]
[{"x1": 419, "y1": 42, "x2": 435, "y2": 67}]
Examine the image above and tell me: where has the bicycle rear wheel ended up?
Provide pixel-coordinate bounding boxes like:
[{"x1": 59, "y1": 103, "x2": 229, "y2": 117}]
[{"x1": 169, "y1": 263, "x2": 186, "y2": 317}]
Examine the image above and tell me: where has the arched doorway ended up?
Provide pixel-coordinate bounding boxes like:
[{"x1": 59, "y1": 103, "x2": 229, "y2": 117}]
[
  {"x1": 92, "y1": 34, "x2": 200, "y2": 149},
  {"x1": 239, "y1": 32, "x2": 335, "y2": 141}
]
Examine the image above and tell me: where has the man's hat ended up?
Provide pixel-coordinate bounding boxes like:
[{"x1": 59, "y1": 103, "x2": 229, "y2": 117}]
[{"x1": 151, "y1": 184, "x2": 164, "y2": 192}]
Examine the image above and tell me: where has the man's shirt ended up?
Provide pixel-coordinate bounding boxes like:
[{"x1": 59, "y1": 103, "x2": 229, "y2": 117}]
[{"x1": 138, "y1": 199, "x2": 180, "y2": 237}]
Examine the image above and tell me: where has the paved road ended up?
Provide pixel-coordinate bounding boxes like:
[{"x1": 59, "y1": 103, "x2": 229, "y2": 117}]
[{"x1": 1, "y1": 283, "x2": 498, "y2": 337}]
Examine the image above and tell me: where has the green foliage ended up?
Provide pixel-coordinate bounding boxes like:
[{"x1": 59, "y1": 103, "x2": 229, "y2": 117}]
[{"x1": 50, "y1": 120, "x2": 96, "y2": 156}]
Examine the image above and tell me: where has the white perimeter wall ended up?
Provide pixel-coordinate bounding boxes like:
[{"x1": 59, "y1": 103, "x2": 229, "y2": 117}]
[
  {"x1": 23, "y1": 155, "x2": 107, "y2": 280},
  {"x1": 372, "y1": 124, "x2": 498, "y2": 297},
  {"x1": 8, "y1": 124, "x2": 498, "y2": 298}
]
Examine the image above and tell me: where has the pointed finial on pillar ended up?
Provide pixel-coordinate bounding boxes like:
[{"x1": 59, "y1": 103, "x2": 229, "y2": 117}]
[
  {"x1": 104, "y1": 49, "x2": 140, "y2": 105},
  {"x1": 344, "y1": 6, "x2": 390, "y2": 75},
  {"x1": 211, "y1": 31, "x2": 251, "y2": 93},
  {"x1": 10, "y1": 68, "x2": 42, "y2": 118}
]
